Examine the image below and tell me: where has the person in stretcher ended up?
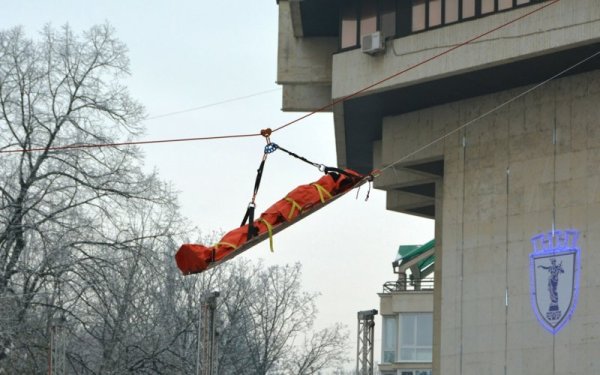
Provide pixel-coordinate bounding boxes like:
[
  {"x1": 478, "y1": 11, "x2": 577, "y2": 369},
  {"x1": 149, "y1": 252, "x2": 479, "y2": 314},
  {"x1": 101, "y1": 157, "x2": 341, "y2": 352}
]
[{"x1": 175, "y1": 168, "x2": 363, "y2": 275}]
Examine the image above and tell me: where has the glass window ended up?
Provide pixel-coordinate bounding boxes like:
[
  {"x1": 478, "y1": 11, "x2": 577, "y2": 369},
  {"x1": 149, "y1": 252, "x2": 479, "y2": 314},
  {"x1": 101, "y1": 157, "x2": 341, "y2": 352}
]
[
  {"x1": 401, "y1": 314, "x2": 416, "y2": 346},
  {"x1": 338, "y1": 0, "x2": 541, "y2": 51},
  {"x1": 445, "y1": 0, "x2": 460, "y2": 23},
  {"x1": 400, "y1": 370, "x2": 432, "y2": 375},
  {"x1": 399, "y1": 313, "x2": 433, "y2": 362},
  {"x1": 499, "y1": 0, "x2": 514, "y2": 10},
  {"x1": 380, "y1": 0, "x2": 397, "y2": 38},
  {"x1": 341, "y1": 0, "x2": 358, "y2": 49},
  {"x1": 412, "y1": 0, "x2": 426, "y2": 32},
  {"x1": 429, "y1": 0, "x2": 442, "y2": 27},
  {"x1": 481, "y1": 0, "x2": 495, "y2": 14},
  {"x1": 382, "y1": 316, "x2": 397, "y2": 363},
  {"x1": 416, "y1": 314, "x2": 433, "y2": 346},
  {"x1": 462, "y1": 0, "x2": 476, "y2": 18},
  {"x1": 360, "y1": 0, "x2": 378, "y2": 39}
]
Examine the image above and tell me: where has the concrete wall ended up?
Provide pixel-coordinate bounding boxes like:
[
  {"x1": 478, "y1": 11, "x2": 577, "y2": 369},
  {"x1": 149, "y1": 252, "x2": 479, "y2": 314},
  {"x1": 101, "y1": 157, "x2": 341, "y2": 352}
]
[
  {"x1": 276, "y1": 0, "x2": 337, "y2": 111},
  {"x1": 380, "y1": 70, "x2": 600, "y2": 375},
  {"x1": 380, "y1": 291, "x2": 434, "y2": 315},
  {"x1": 331, "y1": 0, "x2": 600, "y2": 100}
]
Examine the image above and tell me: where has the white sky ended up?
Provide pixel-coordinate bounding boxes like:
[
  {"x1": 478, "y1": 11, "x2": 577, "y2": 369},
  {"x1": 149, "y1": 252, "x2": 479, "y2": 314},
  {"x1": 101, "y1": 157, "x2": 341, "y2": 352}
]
[{"x1": 1, "y1": 0, "x2": 434, "y2": 366}]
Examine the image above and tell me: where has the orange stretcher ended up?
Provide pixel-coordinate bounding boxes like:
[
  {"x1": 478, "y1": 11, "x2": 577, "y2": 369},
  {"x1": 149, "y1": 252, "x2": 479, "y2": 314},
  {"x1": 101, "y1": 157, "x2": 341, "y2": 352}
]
[{"x1": 175, "y1": 168, "x2": 369, "y2": 275}]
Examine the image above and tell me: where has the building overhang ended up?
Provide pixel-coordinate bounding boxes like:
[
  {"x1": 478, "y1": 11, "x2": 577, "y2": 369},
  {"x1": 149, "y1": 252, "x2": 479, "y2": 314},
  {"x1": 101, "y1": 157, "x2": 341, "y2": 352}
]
[
  {"x1": 278, "y1": 0, "x2": 340, "y2": 38},
  {"x1": 340, "y1": 42, "x2": 600, "y2": 174},
  {"x1": 331, "y1": 1, "x2": 600, "y2": 174}
]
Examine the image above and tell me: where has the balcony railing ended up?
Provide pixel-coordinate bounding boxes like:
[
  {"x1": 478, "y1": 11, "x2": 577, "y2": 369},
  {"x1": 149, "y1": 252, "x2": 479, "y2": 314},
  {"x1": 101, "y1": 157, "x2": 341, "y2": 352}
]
[{"x1": 382, "y1": 278, "x2": 434, "y2": 293}]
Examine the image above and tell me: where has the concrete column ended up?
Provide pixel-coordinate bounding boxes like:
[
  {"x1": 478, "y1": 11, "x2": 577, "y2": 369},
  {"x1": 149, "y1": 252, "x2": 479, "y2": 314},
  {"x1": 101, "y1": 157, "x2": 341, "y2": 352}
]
[{"x1": 433, "y1": 180, "x2": 443, "y2": 375}]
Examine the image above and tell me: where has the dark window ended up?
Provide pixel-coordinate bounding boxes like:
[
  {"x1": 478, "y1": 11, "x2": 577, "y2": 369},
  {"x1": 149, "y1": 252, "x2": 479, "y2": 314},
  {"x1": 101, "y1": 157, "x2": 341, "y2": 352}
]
[{"x1": 380, "y1": 0, "x2": 397, "y2": 38}]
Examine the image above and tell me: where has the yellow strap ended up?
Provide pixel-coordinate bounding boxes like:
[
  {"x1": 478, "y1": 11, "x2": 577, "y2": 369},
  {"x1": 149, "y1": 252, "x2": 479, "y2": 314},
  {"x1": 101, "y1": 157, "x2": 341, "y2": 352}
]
[
  {"x1": 284, "y1": 197, "x2": 303, "y2": 219},
  {"x1": 215, "y1": 241, "x2": 238, "y2": 250},
  {"x1": 312, "y1": 183, "x2": 333, "y2": 203},
  {"x1": 259, "y1": 219, "x2": 274, "y2": 252}
]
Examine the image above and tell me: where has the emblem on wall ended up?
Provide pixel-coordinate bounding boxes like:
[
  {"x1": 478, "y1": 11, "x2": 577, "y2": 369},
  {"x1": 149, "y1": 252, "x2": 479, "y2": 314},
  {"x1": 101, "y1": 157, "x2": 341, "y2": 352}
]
[{"x1": 529, "y1": 229, "x2": 581, "y2": 334}]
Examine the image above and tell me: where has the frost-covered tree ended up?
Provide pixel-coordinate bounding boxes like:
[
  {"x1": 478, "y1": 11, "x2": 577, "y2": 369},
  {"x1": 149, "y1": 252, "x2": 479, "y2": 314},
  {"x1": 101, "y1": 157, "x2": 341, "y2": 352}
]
[
  {"x1": 0, "y1": 23, "x2": 177, "y2": 372},
  {"x1": 0, "y1": 24, "x2": 348, "y2": 374}
]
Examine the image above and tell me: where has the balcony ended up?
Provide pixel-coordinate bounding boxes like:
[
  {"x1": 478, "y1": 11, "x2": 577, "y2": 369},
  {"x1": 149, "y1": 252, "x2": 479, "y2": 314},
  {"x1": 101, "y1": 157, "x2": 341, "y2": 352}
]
[{"x1": 382, "y1": 277, "x2": 434, "y2": 293}]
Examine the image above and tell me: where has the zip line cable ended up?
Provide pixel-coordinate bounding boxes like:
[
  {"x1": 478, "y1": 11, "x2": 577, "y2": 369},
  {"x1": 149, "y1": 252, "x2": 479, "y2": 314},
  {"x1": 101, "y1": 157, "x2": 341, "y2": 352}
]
[
  {"x1": 378, "y1": 48, "x2": 600, "y2": 175},
  {"x1": 146, "y1": 88, "x2": 281, "y2": 120},
  {"x1": 0, "y1": 0, "x2": 560, "y2": 155}
]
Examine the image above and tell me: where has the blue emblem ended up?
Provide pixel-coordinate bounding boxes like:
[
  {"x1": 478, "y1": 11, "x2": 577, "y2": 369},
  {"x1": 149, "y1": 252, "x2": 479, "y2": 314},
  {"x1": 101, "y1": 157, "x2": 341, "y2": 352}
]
[{"x1": 529, "y1": 230, "x2": 581, "y2": 334}]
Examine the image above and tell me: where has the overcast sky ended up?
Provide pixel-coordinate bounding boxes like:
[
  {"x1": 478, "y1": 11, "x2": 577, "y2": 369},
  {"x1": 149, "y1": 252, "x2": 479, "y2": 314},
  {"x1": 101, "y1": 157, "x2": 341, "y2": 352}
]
[{"x1": 1, "y1": 0, "x2": 434, "y2": 365}]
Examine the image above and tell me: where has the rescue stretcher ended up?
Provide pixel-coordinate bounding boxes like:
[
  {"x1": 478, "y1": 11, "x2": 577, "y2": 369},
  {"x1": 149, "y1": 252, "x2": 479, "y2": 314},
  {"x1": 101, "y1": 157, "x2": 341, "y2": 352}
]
[{"x1": 175, "y1": 167, "x2": 372, "y2": 275}]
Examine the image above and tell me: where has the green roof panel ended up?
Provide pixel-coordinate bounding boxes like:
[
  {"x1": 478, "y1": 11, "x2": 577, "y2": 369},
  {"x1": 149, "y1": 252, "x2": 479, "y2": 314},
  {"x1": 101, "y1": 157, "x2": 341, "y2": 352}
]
[{"x1": 395, "y1": 239, "x2": 436, "y2": 272}]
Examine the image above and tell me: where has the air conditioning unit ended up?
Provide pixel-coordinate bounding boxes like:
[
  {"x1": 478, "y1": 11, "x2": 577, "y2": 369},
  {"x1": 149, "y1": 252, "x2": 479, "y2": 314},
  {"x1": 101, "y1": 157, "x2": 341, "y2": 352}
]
[{"x1": 361, "y1": 31, "x2": 385, "y2": 55}]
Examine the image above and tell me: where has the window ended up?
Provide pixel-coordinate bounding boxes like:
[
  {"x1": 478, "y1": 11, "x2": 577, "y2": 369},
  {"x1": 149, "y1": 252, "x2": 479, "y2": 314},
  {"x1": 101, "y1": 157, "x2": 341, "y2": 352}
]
[
  {"x1": 341, "y1": 0, "x2": 358, "y2": 49},
  {"x1": 338, "y1": 0, "x2": 542, "y2": 50},
  {"x1": 380, "y1": 0, "x2": 397, "y2": 38},
  {"x1": 461, "y1": 0, "x2": 476, "y2": 19},
  {"x1": 360, "y1": 0, "x2": 378, "y2": 39},
  {"x1": 411, "y1": 0, "x2": 426, "y2": 32},
  {"x1": 445, "y1": 0, "x2": 459, "y2": 23},
  {"x1": 428, "y1": 0, "x2": 442, "y2": 28},
  {"x1": 499, "y1": 0, "x2": 515, "y2": 10},
  {"x1": 401, "y1": 371, "x2": 432, "y2": 375},
  {"x1": 409, "y1": 0, "x2": 544, "y2": 32},
  {"x1": 399, "y1": 313, "x2": 433, "y2": 362},
  {"x1": 382, "y1": 316, "x2": 397, "y2": 363}
]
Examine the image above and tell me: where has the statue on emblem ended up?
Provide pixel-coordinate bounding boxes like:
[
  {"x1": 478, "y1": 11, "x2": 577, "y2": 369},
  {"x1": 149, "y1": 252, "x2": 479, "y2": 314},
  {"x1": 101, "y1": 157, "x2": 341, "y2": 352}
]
[{"x1": 538, "y1": 258, "x2": 564, "y2": 320}]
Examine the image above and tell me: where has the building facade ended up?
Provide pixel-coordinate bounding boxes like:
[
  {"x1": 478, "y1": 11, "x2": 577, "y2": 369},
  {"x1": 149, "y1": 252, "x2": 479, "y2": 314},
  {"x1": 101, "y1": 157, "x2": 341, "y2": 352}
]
[
  {"x1": 275, "y1": 1, "x2": 600, "y2": 374},
  {"x1": 380, "y1": 241, "x2": 435, "y2": 375}
]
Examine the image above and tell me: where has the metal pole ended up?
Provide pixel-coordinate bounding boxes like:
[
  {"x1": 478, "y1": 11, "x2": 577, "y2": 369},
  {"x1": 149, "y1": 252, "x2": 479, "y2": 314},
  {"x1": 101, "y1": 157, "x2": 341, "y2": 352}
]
[
  {"x1": 196, "y1": 301, "x2": 202, "y2": 375},
  {"x1": 198, "y1": 291, "x2": 219, "y2": 375},
  {"x1": 356, "y1": 309, "x2": 378, "y2": 375},
  {"x1": 49, "y1": 317, "x2": 66, "y2": 375}
]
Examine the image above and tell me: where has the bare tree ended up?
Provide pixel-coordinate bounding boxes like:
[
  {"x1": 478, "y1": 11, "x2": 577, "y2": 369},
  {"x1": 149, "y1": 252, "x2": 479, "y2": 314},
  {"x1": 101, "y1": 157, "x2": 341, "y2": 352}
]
[
  {"x1": 284, "y1": 324, "x2": 350, "y2": 375},
  {"x1": 215, "y1": 262, "x2": 350, "y2": 375},
  {"x1": 0, "y1": 23, "x2": 166, "y2": 372},
  {"x1": 0, "y1": 24, "x2": 349, "y2": 374}
]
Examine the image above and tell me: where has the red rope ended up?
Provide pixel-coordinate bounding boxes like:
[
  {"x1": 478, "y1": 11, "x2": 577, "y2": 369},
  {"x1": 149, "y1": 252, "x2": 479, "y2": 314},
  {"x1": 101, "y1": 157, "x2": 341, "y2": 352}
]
[
  {"x1": 0, "y1": 132, "x2": 261, "y2": 154},
  {"x1": 0, "y1": 0, "x2": 559, "y2": 155}
]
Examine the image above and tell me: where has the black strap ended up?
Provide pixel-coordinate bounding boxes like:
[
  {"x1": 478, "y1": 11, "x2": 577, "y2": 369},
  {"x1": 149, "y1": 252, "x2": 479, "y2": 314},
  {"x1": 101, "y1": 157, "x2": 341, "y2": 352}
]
[
  {"x1": 275, "y1": 144, "x2": 363, "y2": 180},
  {"x1": 253, "y1": 159, "x2": 266, "y2": 198},
  {"x1": 241, "y1": 158, "x2": 267, "y2": 240},
  {"x1": 275, "y1": 145, "x2": 323, "y2": 170},
  {"x1": 240, "y1": 204, "x2": 254, "y2": 227},
  {"x1": 324, "y1": 166, "x2": 359, "y2": 179},
  {"x1": 240, "y1": 204, "x2": 258, "y2": 240}
]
